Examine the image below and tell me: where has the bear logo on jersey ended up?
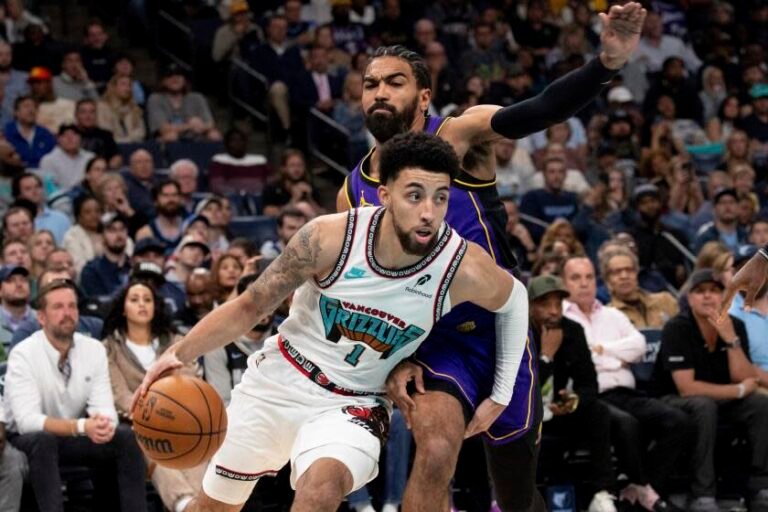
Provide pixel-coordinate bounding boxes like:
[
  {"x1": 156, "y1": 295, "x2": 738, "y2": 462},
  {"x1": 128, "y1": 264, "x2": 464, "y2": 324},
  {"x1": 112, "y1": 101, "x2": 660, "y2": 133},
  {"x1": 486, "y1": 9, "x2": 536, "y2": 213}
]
[
  {"x1": 342, "y1": 405, "x2": 390, "y2": 446},
  {"x1": 319, "y1": 295, "x2": 426, "y2": 359}
]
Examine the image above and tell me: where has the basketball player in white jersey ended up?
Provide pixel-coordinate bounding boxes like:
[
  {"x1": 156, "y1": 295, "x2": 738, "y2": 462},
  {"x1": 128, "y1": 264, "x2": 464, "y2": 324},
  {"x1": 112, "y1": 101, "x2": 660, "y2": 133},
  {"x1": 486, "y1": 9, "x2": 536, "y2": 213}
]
[{"x1": 134, "y1": 132, "x2": 530, "y2": 512}]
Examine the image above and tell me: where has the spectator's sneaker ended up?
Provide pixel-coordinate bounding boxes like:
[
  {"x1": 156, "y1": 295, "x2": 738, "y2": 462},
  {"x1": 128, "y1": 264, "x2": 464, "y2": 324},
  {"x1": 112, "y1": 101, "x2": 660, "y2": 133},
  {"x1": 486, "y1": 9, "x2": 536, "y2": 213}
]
[
  {"x1": 752, "y1": 490, "x2": 768, "y2": 512},
  {"x1": 688, "y1": 496, "x2": 719, "y2": 512},
  {"x1": 588, "y1": 491, "x2": 618, "y2": 512}
]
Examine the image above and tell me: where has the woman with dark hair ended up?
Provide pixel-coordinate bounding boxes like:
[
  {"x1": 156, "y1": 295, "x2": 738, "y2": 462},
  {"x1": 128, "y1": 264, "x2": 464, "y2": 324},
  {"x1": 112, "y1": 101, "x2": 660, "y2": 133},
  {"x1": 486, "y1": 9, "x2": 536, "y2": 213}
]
[
  {"x1": 62, "y1": 194, "x2": 104, "y2": 274},
  {"x1": 261, "y1": 148, "x2": 324, "y2": 217},
  {"x1": 103, "y1": 280, "x2": 203, "y2": 512},
  {"x1": 211, "y1": 253, "x2": 243, "y2": 304}
]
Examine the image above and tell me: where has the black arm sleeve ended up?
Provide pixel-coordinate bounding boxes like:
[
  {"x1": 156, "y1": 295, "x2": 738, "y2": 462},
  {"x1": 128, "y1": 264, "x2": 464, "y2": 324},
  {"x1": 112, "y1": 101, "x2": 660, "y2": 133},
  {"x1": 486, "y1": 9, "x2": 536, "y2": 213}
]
[{"x1": 490, "y1": 56, "x2": 618, "y2": 139}]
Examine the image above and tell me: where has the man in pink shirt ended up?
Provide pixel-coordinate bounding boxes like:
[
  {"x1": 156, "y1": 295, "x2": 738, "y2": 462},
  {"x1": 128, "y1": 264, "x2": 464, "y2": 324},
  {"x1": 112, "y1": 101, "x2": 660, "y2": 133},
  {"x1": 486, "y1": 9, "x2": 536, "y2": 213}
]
[{"x1": 562, "y1": 256, "x2": 691, "y2": 512}]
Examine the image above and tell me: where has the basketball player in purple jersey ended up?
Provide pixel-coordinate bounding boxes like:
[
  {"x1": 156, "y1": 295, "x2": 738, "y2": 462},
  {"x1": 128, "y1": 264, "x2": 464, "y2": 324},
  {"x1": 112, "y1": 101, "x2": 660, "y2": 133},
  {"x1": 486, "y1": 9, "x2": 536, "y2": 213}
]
[{"x1": 337, "y1": 4, "x2": 646, "y2": 511}]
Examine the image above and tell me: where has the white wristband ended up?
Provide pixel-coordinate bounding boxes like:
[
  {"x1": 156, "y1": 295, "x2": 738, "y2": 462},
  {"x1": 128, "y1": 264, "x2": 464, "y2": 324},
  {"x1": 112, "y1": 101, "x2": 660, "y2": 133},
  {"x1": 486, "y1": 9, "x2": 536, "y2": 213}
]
[
  {"x1": 737, "y1": 383, "x2": 745, "y2": 399},
  {"x1": 77, "y1": 418, "x2": 86, "y2": 435}
]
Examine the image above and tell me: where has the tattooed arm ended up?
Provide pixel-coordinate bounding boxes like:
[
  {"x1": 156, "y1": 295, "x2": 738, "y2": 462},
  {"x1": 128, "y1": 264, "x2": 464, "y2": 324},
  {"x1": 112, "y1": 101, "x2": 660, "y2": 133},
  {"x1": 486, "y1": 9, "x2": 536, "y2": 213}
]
[{"x1": 133, "y1": 214, "x2": 346, "y2": 404}]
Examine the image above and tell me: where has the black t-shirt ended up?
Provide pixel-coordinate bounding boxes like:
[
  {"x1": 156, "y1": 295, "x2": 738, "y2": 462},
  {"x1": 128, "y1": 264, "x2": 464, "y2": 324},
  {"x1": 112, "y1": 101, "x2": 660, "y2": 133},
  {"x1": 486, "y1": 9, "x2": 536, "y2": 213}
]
[
  {"x1": 653, "y1": 312, "x2": 750, "y2": 396},
  {"x1": 80, "y1": 126, "x2": 119, "y2": 159},
  {"x1": 738, "y1": 113, "x2": 768, "y2": 143}
]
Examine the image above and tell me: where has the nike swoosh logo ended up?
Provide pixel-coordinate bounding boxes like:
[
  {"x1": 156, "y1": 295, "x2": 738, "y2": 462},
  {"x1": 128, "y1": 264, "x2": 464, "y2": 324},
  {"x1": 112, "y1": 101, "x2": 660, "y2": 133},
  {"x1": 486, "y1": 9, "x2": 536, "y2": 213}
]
[{"x1": 344, "y1": 270, "x2": 366, "y2": 279}]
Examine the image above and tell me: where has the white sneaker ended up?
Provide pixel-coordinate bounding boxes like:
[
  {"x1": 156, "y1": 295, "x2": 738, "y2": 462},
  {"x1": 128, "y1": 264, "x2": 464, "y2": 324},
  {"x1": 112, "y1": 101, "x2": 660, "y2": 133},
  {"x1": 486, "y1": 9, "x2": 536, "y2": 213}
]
[{"x1": 588, "y1": 491, "x2": 618, "y2": 512}]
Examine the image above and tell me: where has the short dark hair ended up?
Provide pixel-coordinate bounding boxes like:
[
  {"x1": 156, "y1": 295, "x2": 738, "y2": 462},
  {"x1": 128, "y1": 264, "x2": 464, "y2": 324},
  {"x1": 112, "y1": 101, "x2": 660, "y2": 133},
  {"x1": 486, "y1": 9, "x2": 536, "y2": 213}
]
[
  {"x1": 11, "y1": 172, "x2": 41, "y2": 199},
  {"x1": 35, "y1": 278, "x2": 77, "y2": 310},
  {"x1": 277, "y1": 206, "x2": 307, "y2": 228},
  {"x1": 379, "y1": 131, "x2": 460, "y2": 184},
  {"x1": 229, "y1": 237, "x2": 258, "y2": 258},
  {"x1": 75, "y1": 98, "x2": 96, "y2": 111},
  {"x1": 371, "y1": 45, "x2": 431, "y2": 90},
  {"x1": 151, "y1": 179, "x2": 181, "y2": 200},
  {"x1": 14, "y1": 95, "x2": 34, "y2": 111},
  {"x1": 73, "y1": 193, "x2": 100, "y2": 221},
  {"x1": 3, "y1": 206, "x2": 33, "y2": 230}
]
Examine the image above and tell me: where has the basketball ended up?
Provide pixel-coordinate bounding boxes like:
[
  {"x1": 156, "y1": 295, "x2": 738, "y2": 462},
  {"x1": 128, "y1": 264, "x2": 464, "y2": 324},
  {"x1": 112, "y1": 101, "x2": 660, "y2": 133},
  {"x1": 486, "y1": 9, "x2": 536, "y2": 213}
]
[{"x1": 132, "y1": 375, "x2": 227, "y2": 469}]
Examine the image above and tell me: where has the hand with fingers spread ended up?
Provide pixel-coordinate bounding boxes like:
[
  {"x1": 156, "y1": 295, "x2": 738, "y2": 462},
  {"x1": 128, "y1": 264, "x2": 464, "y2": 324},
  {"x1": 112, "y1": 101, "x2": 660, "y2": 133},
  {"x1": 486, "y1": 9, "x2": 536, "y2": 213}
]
[
  {"x1": 719, "y1": 250, "x2": 768, "y2": 321},
  {"x1": 599, "y1": 2, "x2": 647, "y2": 69},
  {"x1": 465, "y1": 398, "x2": 505, "y2": 439},
  {"x1": 385, "y1": 360, "x2": 425, "y2": 429},
  {"x1": 129, "y1": 346, "x2": 184, "y2": 414}
]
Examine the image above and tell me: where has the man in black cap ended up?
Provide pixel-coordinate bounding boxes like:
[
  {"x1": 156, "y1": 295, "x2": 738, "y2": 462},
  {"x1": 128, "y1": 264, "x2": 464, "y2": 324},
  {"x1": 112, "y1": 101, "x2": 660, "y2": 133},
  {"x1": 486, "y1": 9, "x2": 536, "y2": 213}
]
[
  {"x1": 0, "y1": 265, "x2": 34, "y2": 337},
  {"x1": 624, "y1": 183, "x2": 690, "y2": 288},
  {"x1": 693, "y1": 187, "x2": 748, "y2": 254},
  {"x1": 79, "y1": 212, "x2": 131, "y2": 303},
  {"x1": 604, "y1": 109, "x2": 640, "y2": 161},
  {"x1": 529, "y1": 275, "x2": 620, "y2": 512},
  {"x1": 656, "y1": 269, "x2": 768, "y2": 512},
  {"x1": 146, "y1": 63, "x2": 221, "y2": 142}
]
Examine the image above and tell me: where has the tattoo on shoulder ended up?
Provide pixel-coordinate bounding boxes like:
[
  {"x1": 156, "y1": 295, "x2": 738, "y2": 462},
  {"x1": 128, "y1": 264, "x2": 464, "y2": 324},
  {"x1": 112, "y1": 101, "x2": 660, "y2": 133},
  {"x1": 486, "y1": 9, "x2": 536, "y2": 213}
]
[{"x1": 247, "y1": 223, "x2": 321, "y2": 305}]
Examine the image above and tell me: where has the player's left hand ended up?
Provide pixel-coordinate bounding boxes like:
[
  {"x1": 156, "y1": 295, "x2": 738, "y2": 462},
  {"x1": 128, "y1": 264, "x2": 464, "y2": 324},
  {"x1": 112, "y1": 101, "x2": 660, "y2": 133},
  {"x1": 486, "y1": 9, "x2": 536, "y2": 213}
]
[
  {"x1": 465, "y1": 398, "x2": 505, "y2": 439},
  {"x1": 386, "y1": 360, "x2": 425, "y2": 429},
  {"x1": 599, "y1": 2, "x2": 647, "y2": 69},
  {"x1": 720, "y1": 250, "x2": 768, "y2": 320}
]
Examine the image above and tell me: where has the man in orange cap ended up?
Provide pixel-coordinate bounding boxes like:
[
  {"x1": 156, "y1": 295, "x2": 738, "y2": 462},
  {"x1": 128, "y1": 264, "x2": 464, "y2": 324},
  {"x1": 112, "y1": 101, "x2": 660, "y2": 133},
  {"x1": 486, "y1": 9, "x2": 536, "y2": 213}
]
[
  {"x1": 212, "y1": 0, "x2": 262, "y2": 65},
  {"x1": 27, "y1": 66, "x2": 75, "y2": 133}
]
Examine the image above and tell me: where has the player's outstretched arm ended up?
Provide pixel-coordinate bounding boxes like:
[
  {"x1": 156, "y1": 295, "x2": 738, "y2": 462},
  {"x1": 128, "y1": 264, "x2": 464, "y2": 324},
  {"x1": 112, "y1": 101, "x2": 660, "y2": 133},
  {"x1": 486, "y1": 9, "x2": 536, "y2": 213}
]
[
  {"x1": 132, "y1": 216, "x2": 339, "y2": 408},
  {"x1": 450, "y1": 243, "x2": 530, "y2": 437},
  {"x1": 443, "y1": 2, "x2": 646, "y2": 152}
]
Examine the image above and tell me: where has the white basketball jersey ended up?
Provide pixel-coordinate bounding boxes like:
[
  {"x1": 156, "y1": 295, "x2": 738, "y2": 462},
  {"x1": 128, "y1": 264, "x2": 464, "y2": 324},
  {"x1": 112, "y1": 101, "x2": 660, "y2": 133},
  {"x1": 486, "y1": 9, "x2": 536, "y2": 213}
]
[{"x1": 275, "y1": 207, "x2": 468, "y2": 394}]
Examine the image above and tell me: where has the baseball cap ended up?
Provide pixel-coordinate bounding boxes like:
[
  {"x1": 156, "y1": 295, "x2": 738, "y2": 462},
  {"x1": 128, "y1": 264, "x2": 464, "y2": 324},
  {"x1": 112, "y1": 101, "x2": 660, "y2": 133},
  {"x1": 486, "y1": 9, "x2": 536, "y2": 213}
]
[
  {"x1": 131, "y1": 262, "x2": 166, "y2": 285},
  {"x1": 713, "y1": 187, "x2": 738, "y2": 204},
  {"x1": 57, "y1": 123, "x2": 81, "y2": 136},
  {"x1": 527, "y1": 275, "x2": 570, "y2": 301},
  {"x1": 27, "y1": 66, "x2": 52, "y2": 82},
  {"x1": 734, "y1": 244, "x2": 758, "y2": 267},
  {"x1": 230, "y1": 0, "x2": 249, "y2": 15},
  {"x1": 0, "y1": 265, "x2": 29, "y2": 282},
  {"x1": 686, "y1": 269, "x2": 724, "y2": 293},
  {"x1": 177, "y1": 236, "x2": 210, "y2": 255},
  {"x1": 194, "y1": 196, "x2": 222, "y2": 215},
  {"x1": 632, "y1": 183, "x2": 660, "y2": 204},
  {"x1": 181, "y1": 213, "x2": 210, "y2": 234},
  {"x1": 161, "y1": 62, "x2": 188, "y2": 79},
  {"x1": 750, "y1": 83, "x2": 768, "y2": 99},
  {"x1": 134, "y1": 237, "x2": 167, "y2": 255},
  {"x1": 607, "y1": 86, "x2": 634, "y2": 104}
]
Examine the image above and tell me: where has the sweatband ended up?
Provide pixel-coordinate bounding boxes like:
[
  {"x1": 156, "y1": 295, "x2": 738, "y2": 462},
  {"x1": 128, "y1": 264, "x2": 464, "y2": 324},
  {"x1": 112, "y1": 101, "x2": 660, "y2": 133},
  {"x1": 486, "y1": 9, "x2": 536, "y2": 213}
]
[{"x1": 491, "y1": 276, "x2": 529, "y2": 405}]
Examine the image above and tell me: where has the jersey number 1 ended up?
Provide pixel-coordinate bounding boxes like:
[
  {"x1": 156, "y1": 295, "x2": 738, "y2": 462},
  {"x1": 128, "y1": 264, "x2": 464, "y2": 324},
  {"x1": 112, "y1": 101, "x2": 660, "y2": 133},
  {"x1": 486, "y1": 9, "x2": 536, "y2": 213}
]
[{"x1": 345, "y1": 345, "x2": 365, "y2": 366}]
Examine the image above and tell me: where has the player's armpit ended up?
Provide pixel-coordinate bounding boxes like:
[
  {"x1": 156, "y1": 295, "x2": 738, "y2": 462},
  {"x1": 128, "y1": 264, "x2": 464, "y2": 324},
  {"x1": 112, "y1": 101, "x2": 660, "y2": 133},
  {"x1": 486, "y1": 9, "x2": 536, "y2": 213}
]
[
  {"x1": 336, "y1": 178, "x2": 354, "y2": 212},
  {"x1": 449, "y1": 242, "x2": 514, "y2": 312},
  {"x1": 440, "y1": 106, "x2": 504, "y2": 159}
]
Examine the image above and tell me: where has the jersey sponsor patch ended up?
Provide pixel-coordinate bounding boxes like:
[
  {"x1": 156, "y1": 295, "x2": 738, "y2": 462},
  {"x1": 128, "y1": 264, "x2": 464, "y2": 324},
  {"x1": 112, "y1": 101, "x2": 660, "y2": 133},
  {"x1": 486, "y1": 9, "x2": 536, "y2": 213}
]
[{"x1": 319, "y1": 295, "x2": 425, "y2": 359}]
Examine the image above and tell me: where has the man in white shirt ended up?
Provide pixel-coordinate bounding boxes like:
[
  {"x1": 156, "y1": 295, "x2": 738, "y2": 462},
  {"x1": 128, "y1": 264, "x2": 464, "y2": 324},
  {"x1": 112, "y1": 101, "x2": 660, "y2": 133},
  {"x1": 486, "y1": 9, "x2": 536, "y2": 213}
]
[
  {"x1": 0, "y1": 393, "x2": 27, "y2": 512},
  {"x1": 38, "y1": 124, "x2": 95, "y2": 190},
  {"x1": 561, "y1": 256, "x2": 691, "y2": 511},
  {"x1": 4, "y1": 279, "x2": 147, "y2": 511},
  {"x1": 630, "y1": 10, "x2": 701, "y2": 75}
]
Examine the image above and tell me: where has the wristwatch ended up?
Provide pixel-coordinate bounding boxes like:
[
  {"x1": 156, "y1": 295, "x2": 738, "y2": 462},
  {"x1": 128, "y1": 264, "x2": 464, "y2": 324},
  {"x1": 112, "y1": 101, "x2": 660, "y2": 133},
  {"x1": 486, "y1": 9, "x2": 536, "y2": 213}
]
[{"x1": 724, "y1": 337, "x2": 741, "y2": 349}]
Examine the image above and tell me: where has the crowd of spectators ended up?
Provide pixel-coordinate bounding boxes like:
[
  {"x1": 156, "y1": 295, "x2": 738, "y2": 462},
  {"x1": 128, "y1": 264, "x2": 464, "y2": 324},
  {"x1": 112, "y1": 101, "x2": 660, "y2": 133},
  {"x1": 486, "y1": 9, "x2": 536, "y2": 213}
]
[{"x1": 0, "y1": 0, "x2": 766, "y2": 511}]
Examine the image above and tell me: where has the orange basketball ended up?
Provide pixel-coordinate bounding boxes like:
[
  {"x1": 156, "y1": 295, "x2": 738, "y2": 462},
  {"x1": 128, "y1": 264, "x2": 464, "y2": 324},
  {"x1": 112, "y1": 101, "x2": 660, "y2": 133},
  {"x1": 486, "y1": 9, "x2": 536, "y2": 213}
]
[{"x1": 132, "y1": 375, "x2": 227, "y2": 469}]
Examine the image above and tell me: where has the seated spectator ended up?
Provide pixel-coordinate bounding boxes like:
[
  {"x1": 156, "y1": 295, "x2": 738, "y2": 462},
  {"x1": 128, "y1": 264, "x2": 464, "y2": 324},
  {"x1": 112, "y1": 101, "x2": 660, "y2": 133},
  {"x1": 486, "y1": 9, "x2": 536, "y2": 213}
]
[
  {"x1": 102, "y1": 280, "x2": 203, "y2": 512},
  {"x1": 174, "y1": 268, "x2": 213, "y2": 331},
  {"x1": 3, "y1": 94, "x2": 55, "y2": 168},
  {"x1": 458, "y1": 21, "x2": 508, "y2": 83},
  {"x1": 211, "y1": 253, "x2": 243, "y2": 304},
  {"x1": 11, "y1": 24, "x2": 59, "y2": 73},
  {"x1": 260, "y1": 207, "x2": 307, "y2": 259},
  {"x1": 97, "y1": 74, "x2": 146, "y2": 143},
  {"x1": 655, "y1": 269, "x2": 768, "y2": 512},
  {"x1": 52, "y1": 49, "x2": 98, "y2": 101},
  {"x1": 0, "y1": 264, "x2": 34, "y2": 338},
  {"x1": 11, "y1": 172, "x2": 71, "y2": 243},
  {"x1": 79, "y1": 19, "x2": 116, "y2": 91},
  {"x1": 211, "y1": 0, "x2": 262, "y2": 65},
  {"x1": 28, "y1": 66, "x2": 75, "y2": 133},
  {"x1": 750, "y1": 217, "x2": 768, "y2": 248},
  {"x1": 706, "y1": 95, "x2": 741, "y2": 144},
  {"x1": 1, "y1": 239, "x2": 31, "y2": 272},
  {"x1": 0, "y1": 41, "x2": 29, "y2": 127},
  {"x1": 332, "y1": 71, "x2": 369, "y2": 164},
  {"x1": 262, "y1": 149, "x2": 323, "y2": 216},
  {"x1": 284, "y1": 0, "x2": 313, "y2": 45},
  {"x1": 503, "y1": 198, "x2": 536, "y2": 271},
  {"x1": 43, "y1": 248, "x2": 74, "y2": 276},
  {"x1": 313, "y1": 24, "x2": 351, "y2": 75},
  {"x1": 79, "y1": 212, "x2": 131, "y2": 304},
  {"x1": 62, "y1": 195, "x2": 104, "y2": 274},
  {"x1": 631, "y1": 10, "x2": 701, "y2": 76},
  {"x1": 121, "y1": 149, "x2": 157, "y2": 216},
  {"x1": 562, "y1": 256, "x2": 690, "y2": 509},
  {"x1": 699, "y1": 66, "x2": 728, "y2": 126},
  {"x1": 494, "y1": 138, "x2": 536, "y2": 197},
  {"x1": 168, "y1": 159, "x2": 199, "y2": 214},
  {"x1": 602, "y1": 246, "x2": 679, "y2": 329},
  {"x1": 27, "y1": 229, "x2": 54, "y2": 280},
  {"x1": 369, "y1": 0, "x2": 409, "y2": 47},
  {"x1": 2, "y1": 206, "x2": 33, "y2": 244},
  {"x1": 694, "y1": 187, "x2": 748, "y2": 254},
  {"x1": 531, "y1": 122, "x2": 587, "y2": 171},
  {"x1": 136, "y1": 179, "x2": 185, "y2": 249},
  {"x1": 527, "y1": 142, "x2": 590, "y2": 195},
  {"x1": 329, "y1": 1, "x2": 367, "y2": 55},
  {"x1": 529, "y1": 275, "x2": 619, "y2": 512},
  {"x1": 204, "y1": 273, "x2": 274, "y2": 404},
  {"x1": 0, "y1": 140, "x2": 25, "y2": 215},
  {"x1": 10, "y1": 267, "x2": 104, "y2": 347},
  {"x1": 519, "y1": 156, "x2": 580, "y2": 243},
  {"x1": 643, "y1": 56, "x2": 704, "y2": 126},
  {"x1": 38, "y1": 124, "x2": 95, "y2": 191},
  {"x1": 95, "y1": 171, "x2": 148, "y2": 237},
  {"x1": 195, "y1": 196, "x2": 229, "y2": 255},
  {"x1": 164, "y1": 236, "x2": 210, "y2": 290},
  {"x1": 4, "y1": 279, "x2": 147, "y2": 512},
  {"x1": 209, "y1": 129, "x2": 269, "y2": 195},
  {"x1": 537, "y1": 219, "x2": 586, "y2": 261},
  {"x1": 110, "y1": 54, "x2": 145, "y2": 106},
  {"x1": 147, "y1": 64, "x2": 221, "y2": 142},
  {"x1": 0, "y1": 392, "x2": 27, "y2": 511},
  {"x1": 60, "y1": 155, "x2": 107, "y2": 213},
  {"x1": 738, "y1": 84, "x2": 768, "y2": 149},
  {"x1": 226, "y1": 237, "x2": 258, "y2": 270},
  {"x1": 130, "y1": 243, "x2": 185, "y2": 316},
  {"x1": 74, "y1": 98, "x2": 120, "y2": 168}
]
